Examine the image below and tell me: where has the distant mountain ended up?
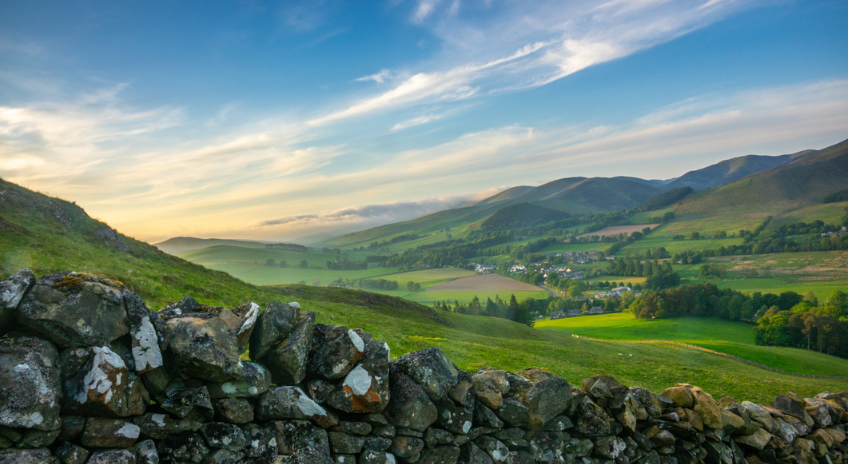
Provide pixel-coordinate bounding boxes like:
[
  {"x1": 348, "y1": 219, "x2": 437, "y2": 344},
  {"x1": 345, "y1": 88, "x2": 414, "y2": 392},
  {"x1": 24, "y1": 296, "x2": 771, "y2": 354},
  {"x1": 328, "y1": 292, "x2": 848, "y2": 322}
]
[
  {"x1": 664, "y1": 152, "x2": 810, "y2": 191},
  {"x1": 155, "y1": 237, "x2": 269, "y2": 254},
  {"x1": 480, "y1": 203, "x2": 571, "y2": 229},
  {"x1": 680, "y1": 138, "x2": 848, "y2": 212},
  {"x1": 509, "y1": 177, "x2": 663, "y2": 214}
]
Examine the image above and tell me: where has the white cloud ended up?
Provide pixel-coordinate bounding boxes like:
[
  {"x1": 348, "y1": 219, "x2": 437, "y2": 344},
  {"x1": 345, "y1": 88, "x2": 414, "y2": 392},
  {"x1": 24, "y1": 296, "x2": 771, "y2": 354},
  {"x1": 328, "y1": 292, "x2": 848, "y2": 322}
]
[{"x1": 391, "y1": 113, "x2": 446, "y2": 131}]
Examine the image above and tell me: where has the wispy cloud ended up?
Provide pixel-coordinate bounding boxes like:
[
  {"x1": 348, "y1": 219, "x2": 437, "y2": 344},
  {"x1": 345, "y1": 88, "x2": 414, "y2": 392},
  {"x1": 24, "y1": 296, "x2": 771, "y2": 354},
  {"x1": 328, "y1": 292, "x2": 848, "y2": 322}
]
[{"x1": 391, "y1": 113, "x2": 446, "y2": 131}]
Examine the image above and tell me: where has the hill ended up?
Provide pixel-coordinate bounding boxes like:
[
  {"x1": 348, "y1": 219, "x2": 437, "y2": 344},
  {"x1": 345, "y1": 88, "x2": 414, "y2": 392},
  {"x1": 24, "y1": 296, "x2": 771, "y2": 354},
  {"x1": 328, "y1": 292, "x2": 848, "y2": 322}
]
[
  {"x1": 480, "y1": 202, "x2": 570, "y2": 229},
  {"x1": 664, "y1": 152, "x2": 807, "y2": 191},
  {"x1": 1, "y1": 177, "x2": 844, "y2": 400},
  {"x1": 155, "y1": 236, "x2": 269, "y2": 254}
]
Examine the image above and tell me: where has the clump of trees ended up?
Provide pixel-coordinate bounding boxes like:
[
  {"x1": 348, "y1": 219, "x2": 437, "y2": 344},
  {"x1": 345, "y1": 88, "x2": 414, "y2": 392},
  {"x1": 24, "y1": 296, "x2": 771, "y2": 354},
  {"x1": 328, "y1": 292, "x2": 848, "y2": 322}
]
[
  {"x1": 433, "y1": 294, "x2": 534, "y2": 326},
  {"x1": 326, "y1": 258, "x2": 367, "y2": 270},
  {"x1": 605, "y1": 259, "x2": 679, "y2": 291},
  {"x1": 754, "y1": 291, "x2": 848, "y2": 358}
]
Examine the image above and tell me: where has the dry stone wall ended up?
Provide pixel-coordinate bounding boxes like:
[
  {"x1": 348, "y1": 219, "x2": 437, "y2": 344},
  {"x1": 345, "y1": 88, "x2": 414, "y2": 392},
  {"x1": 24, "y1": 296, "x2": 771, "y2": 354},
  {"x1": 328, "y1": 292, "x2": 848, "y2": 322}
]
[{"x1": 0, "y1": 268, "x2": 846, "y2": 464}]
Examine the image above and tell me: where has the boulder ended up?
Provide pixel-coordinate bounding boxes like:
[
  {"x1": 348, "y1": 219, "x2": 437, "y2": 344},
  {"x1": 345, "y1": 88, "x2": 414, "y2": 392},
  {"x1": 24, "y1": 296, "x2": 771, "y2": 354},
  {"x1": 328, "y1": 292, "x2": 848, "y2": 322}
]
[
  {"x1": 206, "y1": 361, "x2": 271, "y2": 398},
  {"x1": 231, "y1": 302, "x2": 260, "y2": 353},
  {"x1": 0, "y1": 269, "x2": 34, "y2": 335},
  {"x1": 16, "y1": 272, "x2": 130, "y2": 347},
  {"x1": 734, "y1": 428, "x2": 772, "y2": 450},
  {"x1": 472, "y1": 368, "x2": 510, "y2": 410},
  {"x1": 273, "y1": 420, "x2": 332, "y2": 464},
  {"x1": 495, "y1": 368, "x2": 571, "y2": 429},
  {"x1": 326, "y1": 331, "x2": 391, "y2": 414},
  {"x1": 199, "y1": 422, "x2": 247, "y2": 451},
  {"x1": 686, "y1": 385, "x2": 722, "y2": 430},
  {"x1": 60, "y1": 345, "x2": 148, "y2": 417},
  {"x1": 257, "y1": 386, "x2": 338, "y2": 428},
  {"x1": 396, "y1": 347, "x2": 459, "y2": 402},
  {"x1": 80, "y1": 417, "x2": 140, "y2": 448},
  {"x1": 772, "y1": 395, "x2": 805, "y2": 419},
  {"x1": 157, "y1": 300, "x2": 244, "y2": 382},
  {"x1": 383, "y1": 367, "x2": 438, "y2": 432},
  {"x1": 122, "y1": 291, "x2": 163, "y2": 374},
  {"x1": 419, "y1": 445, "x2": 461, "y2": 464},
  {"x1": 661, "y1": 385, "x2": 694, "y2": 408},
  {"x1": 475, "y1": 435, "x2": 510, "y2": 464},
  {"x1": 329, "y1": 431, "x2": 365, "y2": 454},
  {"x1": 261, "y1": 311, "x2": 315, "y2": 386},
  {"x1": 54, "y1": 441, "x2": 89, "y2": 464},
  {"x1": 86, "y1": 449, "x2": 137, "y2": 464},
  {"x1": 248, "y1": 301, "x2": 299, "y2": 361},
  {"x1": 572, "y1": 395, "x2": 613, "y2": 437},
  {"x1": 160, "y1": 386, "x2": 214, "y2": 422},
  {"x1": 309, "y1": 324, "x2": 366, "y2": 380},
  {"x1": 133, "y1": 439, "x2": 159, "y2": 464},
  {"x1": 0, "y1": 448, "x2": 59, "y2": 464},
  {"x1": 0, "y1": 336, "x2": 62, "y2": 431},
  {"x1": 459, "y1": 441, "x2": 495, "y2": 464},
  {"x1": 214, "y1": 397, "x2": 254, "y2": 424},
  {"x1": 436, "y1": 396, "x2": 474, "y2": 434}
]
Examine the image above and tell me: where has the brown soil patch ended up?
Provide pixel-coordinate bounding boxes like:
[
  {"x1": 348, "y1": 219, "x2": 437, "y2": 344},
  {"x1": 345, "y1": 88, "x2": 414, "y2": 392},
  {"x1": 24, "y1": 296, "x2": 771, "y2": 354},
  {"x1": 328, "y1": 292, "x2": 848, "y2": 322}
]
[
  {"x1": 425, "y1": 274, "x2": 542, "y2": 292},
  {"x1": 578, "y1": 224, "x2": 660, "y2": 238}
]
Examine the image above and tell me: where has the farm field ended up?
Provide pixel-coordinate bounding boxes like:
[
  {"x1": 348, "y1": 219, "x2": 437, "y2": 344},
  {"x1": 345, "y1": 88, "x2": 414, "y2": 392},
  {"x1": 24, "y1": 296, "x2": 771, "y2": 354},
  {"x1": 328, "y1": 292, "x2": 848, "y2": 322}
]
[
  {"x1": 377, "y1": 268, "x2": 476, "y2": 288},
  {"x1": 579, "y1": 224, "x2": 660, "y2": 238},
  {"x1": 536, "y1": 313, "x2": 848, "y2": 377},
  {"x1": 203, "y1": 262, "x2": 398, "y2": 286},
  {"x1": 620, "y1": 234, "x2": 744, "y2": 256},
  {"x1": 427, "y1": 273, "x2": 542, "y2": 292}
]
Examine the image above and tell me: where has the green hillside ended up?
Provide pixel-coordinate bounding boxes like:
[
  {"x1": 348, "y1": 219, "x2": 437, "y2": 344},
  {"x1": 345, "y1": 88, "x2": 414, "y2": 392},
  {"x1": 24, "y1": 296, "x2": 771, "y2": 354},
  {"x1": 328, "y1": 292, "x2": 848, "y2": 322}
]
[
  {"x1": 3, "y1": 177, "x2": 846, "y2": 402},
  {"x1": 664, "y1": 152, "x2": 801, "y2": 191},
  {"x1": 155, "y1": 236, "x2": 270, "y2": 254}
]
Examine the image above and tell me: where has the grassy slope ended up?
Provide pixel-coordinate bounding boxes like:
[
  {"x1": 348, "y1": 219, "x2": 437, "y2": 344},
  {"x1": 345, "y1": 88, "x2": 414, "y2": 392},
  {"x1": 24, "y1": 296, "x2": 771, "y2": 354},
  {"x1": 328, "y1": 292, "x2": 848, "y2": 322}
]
[
  {"x1": 537, "y1": 313, "x2": 848, "y2": 377},
  {"x1": 4, "y1": 178, "x2": 845, "y2": 400}
]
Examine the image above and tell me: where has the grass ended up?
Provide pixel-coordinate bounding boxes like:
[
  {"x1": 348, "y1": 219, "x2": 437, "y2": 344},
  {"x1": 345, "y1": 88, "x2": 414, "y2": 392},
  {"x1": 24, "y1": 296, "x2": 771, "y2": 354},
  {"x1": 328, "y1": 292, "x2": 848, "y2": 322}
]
[
  {"x1": 202, "y1": 262, "x2": 397, "y2": 286},
  {"x1": 3, "y1": 177, "x2": 847, "y2": 403},
  {"x1": 536, "y1": 313, "x2": 848, "y2": 377}
]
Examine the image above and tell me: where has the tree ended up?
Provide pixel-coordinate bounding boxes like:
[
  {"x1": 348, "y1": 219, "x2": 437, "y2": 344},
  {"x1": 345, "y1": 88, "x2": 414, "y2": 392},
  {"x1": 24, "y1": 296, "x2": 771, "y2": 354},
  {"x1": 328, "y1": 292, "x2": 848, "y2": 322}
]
[
  {"x1": 299, "y1": 259, "x2": 308, "y2": 269},
  {"x1": 266, "y1": 258, "x2": 275, "y2": 266},
  {"x1": 278, "y1": 260, "x2": 287, "y2": 268},
  {"x1": 407, "y1": 281, "x2": 415, "y2": 291}
]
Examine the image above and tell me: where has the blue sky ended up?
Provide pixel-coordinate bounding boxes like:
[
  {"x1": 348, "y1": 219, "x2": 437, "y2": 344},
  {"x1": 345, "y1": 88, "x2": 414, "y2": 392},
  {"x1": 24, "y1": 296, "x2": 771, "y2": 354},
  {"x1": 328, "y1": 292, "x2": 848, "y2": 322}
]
[{"x1": 1, "y1": 0, "x2": 847, "y2": 242}]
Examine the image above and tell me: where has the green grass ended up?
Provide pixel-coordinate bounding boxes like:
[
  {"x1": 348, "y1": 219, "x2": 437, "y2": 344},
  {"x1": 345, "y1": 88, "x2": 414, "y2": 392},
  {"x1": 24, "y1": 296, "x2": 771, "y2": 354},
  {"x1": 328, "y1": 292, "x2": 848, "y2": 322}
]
[
  {"x1": 536, "y1": 313, "x2": 848, "y2": 377},
  {"x1": 203, "y1": 262, "x2": 398, "y2": 286},
  {"x1": 3, "y1": 177, "x2": 848, "y2": 403},
  {"x1": 374, "y1": 268, "x2": 476, "y2": 288}
]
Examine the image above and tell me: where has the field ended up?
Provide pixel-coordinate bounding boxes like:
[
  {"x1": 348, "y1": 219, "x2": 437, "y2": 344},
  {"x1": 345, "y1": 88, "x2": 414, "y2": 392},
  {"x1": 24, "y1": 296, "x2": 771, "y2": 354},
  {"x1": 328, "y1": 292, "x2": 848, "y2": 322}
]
[
  {"x1": 579, "y1": 224, "x2": 660, "y2": 238},
  {"x1": 203, "y1": 262, "x2": 397, "y2": 286},
  {"x1": 536, "y1": 313, "x2": 848, "y2": 377},
  {"x1": 427, "y1": 274, "x2": 542, "y2": 292}
]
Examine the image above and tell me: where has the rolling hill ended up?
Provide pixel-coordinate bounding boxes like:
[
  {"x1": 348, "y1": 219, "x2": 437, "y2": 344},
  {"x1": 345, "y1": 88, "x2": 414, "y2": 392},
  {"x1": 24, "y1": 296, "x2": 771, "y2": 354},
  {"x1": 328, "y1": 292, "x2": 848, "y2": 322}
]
[
  {"x1": 663, "y1": 152, "x2": 807, "y2": 191},
  {"x1": 155, "y1": 236, "x2": 270, "y2": 254},
  {"x1": 2, "y1": 177, "x2": 845, "y2": 401}
]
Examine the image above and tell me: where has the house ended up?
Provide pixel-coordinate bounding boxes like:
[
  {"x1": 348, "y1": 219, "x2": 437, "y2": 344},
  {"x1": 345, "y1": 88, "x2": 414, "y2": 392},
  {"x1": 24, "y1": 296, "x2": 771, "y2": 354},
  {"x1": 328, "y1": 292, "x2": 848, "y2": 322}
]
[
  {"x1": 595, "y1": 291, "x2": 609, "y2": 299},
  {"x1": 609, "y1": 286, "x2": 632, "y2": 297},
  {"x1": 510, "y1": 265, "x2": 526, "y2": 273},
  {"x1": 588, "y1": 306, "x2": 604, "y2": 315},
  {"x1": 475, "y1": 264, "x2": 496, "y2": 274},
  {"x1": 550, "y1": 311, "x2": 565, "y2": 320},
  {"x1": 566, "y1": 309, "x2": 582, "y2": 317}
]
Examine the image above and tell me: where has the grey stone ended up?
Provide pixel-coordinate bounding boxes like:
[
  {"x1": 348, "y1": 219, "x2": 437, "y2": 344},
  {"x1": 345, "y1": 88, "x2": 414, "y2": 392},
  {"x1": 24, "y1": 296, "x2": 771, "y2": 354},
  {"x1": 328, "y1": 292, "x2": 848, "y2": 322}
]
[
  {"x1": 593, "y1": 436, "x2": 627, "y2": 459},
  {"x1": 565, "y1": 437, "x2": 595, "y2": 457},
  {"x1": 60, "y1": 345, "x2": 148, "y2": 418},
  {"x1": 419, "y1": 445, "x2": 461, "y2": 464},
  {"x1": 310, "y1": 324, "x2": 366, "y2": 380},
  {"x1": 460, "y1": 441, "x2": 495, "y2": 464},
  {"x1": 257, "y1": 386, "x2": 338, "y2": 428},
  {"x1": 207, "y1": 361, "x2": 270, "y2": 398},
  {"x1": 329, "y1": 431, "x2": 364, "y2": 454},
  {"x1": 572, "y1": 396, "x2": 612, "y2": 437},
  {"x1": 58, "y1": 416, "x2": 85, "y2": 441},
  {"x1": 472, "y1": 369, "x2": 510, "y2": 410},
  {"x1": 332, "y1": 422, "x2": 372, "y2": 436},
  {"x1": 248, "y1": 301, "x2": 299, "y2": 361},
  {"x1": 364, "y1": 436, "x2": 393, "y2": 452},
  {"x1": 133, "y1": 439, "x2": 159, "y2": 464},
  {"x1": 156, "y1": 432, "x2": 209, "y2": 463},
  {"x1": 326, "y1": 331, "x2": 391, "y2": 414},
  {"x1": 0, "y1": 448, "x2": 59, "y2": 464},
  {"x1": 133, "y1": 413, "x2": 202, "y2": 440},
  {"x1": 495, "y1": 368, "x2": 571, "y2": 430},
  {"x1": 160, "y1": 386, "x2": 214, "y2": 422},
  {"x1": 214, "y1": 397, "x2": 254, "y2": 424},
  {"x1": 390, "y1": 435, "x2": 425, "y2": 459},
  {"x1": 122, "y1": 291, "x2": 163, "y2": 374},
  {"x1": 274, "y1": 420, "x2": 332, "y2": 464},
  {"x1": 0, "y1": 336, "x2": 62, "y2": 431},
  {"x1": 436, "y1": 396, "x2": 474, "y2": 434},
  {"x1": 396, "y1": 347, "x2": 459, "y2": 402},
  {"x1": 384, "y1": 368, "x2": 438, "y2": 432},
  {"x1": 17, "y1": 427, "x2": 59, "y2": 448},
  {"x1": 425, "y1": 427, "x2": 454, "y2": 447},
  {"x1": 87, "y1": 449, "x2": 136, "y2": 464},
  {"x1": 54, "y1": 441, "x2": 89, "y2": 464},
  {"x1": 16, "y1": 272, "x2": 130, "y2": 348},
  {"x1": 358, "y1": 450, "x2": 397, "y2": 464},
  {"x1": 475, "y1": 435, "x2": 510, "y2": 464},
  {"x1": 261, "y1": 311, "x2": 315, "y2": 386},
  {"x1": 0, "y1": 269, "x2": 34, "y2": 336},
  {"x1": 200, "y1": 422, "x2": 247, "y2": 451},
  {"x1": 80, "y1": 417, "x2": 140, "y2": 449}
]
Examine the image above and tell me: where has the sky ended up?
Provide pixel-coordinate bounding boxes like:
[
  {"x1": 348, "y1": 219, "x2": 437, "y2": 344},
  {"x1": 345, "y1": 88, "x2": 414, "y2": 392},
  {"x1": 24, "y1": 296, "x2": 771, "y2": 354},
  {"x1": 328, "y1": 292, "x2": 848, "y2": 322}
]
[{"x1": 1, "y1": 0, "x2": 847, "y2": 243}]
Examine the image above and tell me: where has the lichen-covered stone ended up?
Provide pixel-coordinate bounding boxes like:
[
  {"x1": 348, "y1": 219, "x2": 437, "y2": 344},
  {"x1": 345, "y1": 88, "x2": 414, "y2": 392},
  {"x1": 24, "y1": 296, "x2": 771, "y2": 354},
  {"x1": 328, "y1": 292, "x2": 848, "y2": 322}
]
[
  {"x1": 160, "y1": 386, "x2": 214, "y2": 422},
  {"x1": 274, "y1": 420, "x2": 332, "y2": 463},
  {"x1": 396, "y1": 347, "x2": 459, "y2": 402},
  {"x1": 329, "y1": 431, "x2": 365, "y2": 454},
  {"x1": 17, "y1": 427, "x2": 60, "y2": 448},
  {"x1": 0, "y1": 448, "x2": 59, "y2": 464},
  {"x1": 257, "y1": 386, "x2": 338, "y2": 428},
  {"x1": 0, "y1": 336, "x2": 62, "y2": 431},
  {"x1": 231, "y1": 302, "x2": 260, "y2": 353},
  {"x1": 80, "y1": 417, "x2": 140, "y2": 448},
  {"x1": 156, "y1": 432, "x2": 209, "y2": 463},
  {"x1": 133, "y1": 439, "x2": 159, "y2": 464},
  {"x1": 214, "y1": 397, "x2": 254, "y2": 424},
  {"x1": 60, "y1": 345, "x2": 148, "y2": 418},
  {"x1": 390, "y1": 435, "x2": 425, "y2": 460},
  {"x1": 0, "y1": 269, "x2": 34, "y2": 336},
  {"x1": 133, "y1": 413, "x2": 202, "y2": 440},
  {"x1": 384, "y1": 368, "x2": 438, "y2": 432},
  {"x1": 200, "y1": 422, "x2": 247, "y2": 451},
  {"x1": 157, "y1": 301, "x2": 244, "y2": 383},
  {"x1": 16, "y1": 272, "x2": 130, "y2": 348},
  {"x1": 248, "y1": 302, "x2": 299, "y2": 361},
  {"x1": 122, "y1": 291, "x2": 163, "y2": 374},
  {"x1": 734, "y1": 428, "x2": 772, "y2": 450},
  {"x1": 87, "y1": 449, "x2": 137, "y2": 464},
  {"x1": 310, "y1": 324, "x2": 366, "y2": 380},
  {"x1": 358, "y1": 450, "x2": 397, "y2": 464},
  {"x1": 573, "y1": 395, "x2": 613, "y2": 437},
  {"x1": 261, "y1": 311, "x2": 315, "y2": 386},
  {"x1": 54, "y1": 441, "x2": 89, "y2": 464},
  {"x1": 460, "y1": 441, "x2": 495, "y2": 464},
  {"x1": 494, "y1": 368, "x2": 571, "y2": 430},
  {"x1": 327, "y1": 331, "x2": 391, "y2": 414},
  {"x1": 475, "y1": 435, "x2": 510, "y2": 464},
  {"x1": 472, "y1": 368, "x2": 510, "y2": 410},
  {"x1": 207, "y1": 361, "x2": 270, "y2": 398}
]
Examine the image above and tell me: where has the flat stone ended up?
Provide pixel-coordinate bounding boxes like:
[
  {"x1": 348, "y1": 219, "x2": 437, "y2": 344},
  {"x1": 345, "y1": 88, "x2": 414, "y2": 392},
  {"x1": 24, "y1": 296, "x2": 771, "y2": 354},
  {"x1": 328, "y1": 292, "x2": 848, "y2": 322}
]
[
  {"x1": 200, "y1": 422, "x2": 247, "y2": 451},
  {"x1": 87, "y1": 449, "x2": 136, "y2": 464},
  {"x1": 384, "y1": 368, "x2": 438, "y2": 432},
  {"x1": 0, "y1": 336, "x2": 62, "y2": 431},
  {"x1": 472, "y1": 369, "x2": 510, "y2": 410},
  {"x1": 80, "y1": 417, "x2": 140, "y2": 448},
  {"x1": 214, "y1": 397, "x2": 254, "y2": 424},
  {"x1": 396, "y1": 347, "x2": 459, "y2": 402},
  {"x1": 16, "y1": 272, "x2": 130, "y2": 347},
  {"x1": 257, "y1": 386, "x2": 338, "y2": 428},
  {"x1": 661, "y1": 386, "x2": 693, "y2": 408},
  {"x1": 734, "y1": 428, "x2": 772, "y2": 451},
  {"x1": 54, "y1": 441, "x2": 89, "y2": 464},
  {"x1": 207, "y1": 361, "x2": 270, "y2": 398},
  {"x1": 0, "y1": 448, "x2": 59, "y2": 464},
  {"x1": 132, "y1": 413, "x2": 202, "y2": 440},
  {"x1": 160, "y1": 386, "x2": 214, "y2": 422}
]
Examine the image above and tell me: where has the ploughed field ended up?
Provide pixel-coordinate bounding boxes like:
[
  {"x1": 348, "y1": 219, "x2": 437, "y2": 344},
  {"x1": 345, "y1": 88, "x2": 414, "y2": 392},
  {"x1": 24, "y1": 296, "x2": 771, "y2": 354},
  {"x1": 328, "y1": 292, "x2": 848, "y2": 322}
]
[{"x1": 537, "y1": 313, "x2": 848, "y2": 377}]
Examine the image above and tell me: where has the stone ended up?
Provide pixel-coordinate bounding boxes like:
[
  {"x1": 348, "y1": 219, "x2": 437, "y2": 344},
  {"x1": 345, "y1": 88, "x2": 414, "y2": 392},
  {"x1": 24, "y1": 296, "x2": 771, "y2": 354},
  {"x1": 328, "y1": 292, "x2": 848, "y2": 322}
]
[
  {"x1": 497, "y1": 368, "x2": 571, "y2": 428},
  {"x1": 59, "y1": 416, "x2": 85, "y2": 441},
  {"x1": 565, "y1": 437, "x2": 595, "y2": 457},
  {"x1": 156, "y1": 432, "x2": 209, "y2": 463},
  {"x1": 436, "y1": 396, "x2": 474, "y2": 434},
  {"x1": 734, "y1": 428, "x2": 772, "y2": 451},
  {"x1": 390, "y1": 435, "x2": 425, "y2": 459},
  {"x1": 54, "y1": 441, "x2": 89, "y2": 464},
  {"x1": 17, "y1": 427, "x2": 59, "y2": 448},
  {"x1": 460, "y1": 441, "x2": 495, "y2": 464},
  {"x1": 214, "y1": 397, "x2": 254, "y2": 424},
  {"x1": 257, "y1": 386, "x2": 338, "y2": 428},
  {"x1": 332, "y1": 422, "x2": 372, "y2": 436},
  {"x1": 594, "y1": 436, "x2": 627, "y2": 459},
  {"x1": 0, "y1": 448, "x2": 59, "y2": 464},
  {"x1": 329, "y1": 432, "x2": 365, "y2": 454},
  {"x1": 207, "y1": 361, "x2": 271, "y2": 398},
  {"x1": 160, "y1": 386, "x2": 214, "y2": 422},
  {"x1": 631, "y1": 387, "x2": 664, "y2": 419},
  {"x1": 16, "y1": 272, "x2": 130, "y2": 348},
  {"x1": 200, "y1": 422, "x2": 247, "y2": 451},
  {"x1": 384, "y1": 368, "x2": 438, "y2": 432},
  {"x1": 122, "y1": 291, "x2": 163, "y2": 374},
  {"x1": 133, "y1": 439, "x2": 159, "y2": 464},
  {"x1": 358, "y1": 450, "x2": 397, "y2": 464},
  {"x1": 419, "y1": 445, "x2": 461, "y2": 464},
  {"x1": 0, "y1": 269, "x2": 34, "y2": 335},
  {"x1": 275, "y1": 420, "x2": 332, "y2": 464},
  {"x1": 261, "y1": 311, "x2": 315, "y2": 386},
  {"x1": 204, "y1": 449, "x2": 244, "y2": 464},
  {"x1": 720, "y1": 410, "x2": 746, "y2": 435},
  {"x1": 475, "y1": 435, "x2": 510, "y2": 464},
  {"x1": 374, "y1": 425, "x2": 395, "y2": 438},
  {"x1": 474, "y1": 401, "x2": 504, "y2": 429},
  {"x1": 327, "y1": 331, "x2": 391, "y2": 414},
  {"x1": 772, "y1": 395, "x2": 805, "y2": 419},
  {"x1": 450, "y1": 370, "x2": 475, "y2": 406},
  {"x1": 60, "y1": 345, "x2": 148, "y2": 417},
  {"x1": 133, "y1": 413, "x2": 202, "y2": 440},
  {"x1": 87, "y1": 449, "x2": 136, "y2": 464},
  {"x1": 572, "y1": 395, "x2": 613, "y2": 437},
  {"x1": 396, "y1": 347, "x2": 459, "y2": 402},
  {"x1": 0, "y1": 336, "x2": 62, "y2": 431},
  {"x1": 310, "y1": 324, "x2": 366, "y2": 380},
  {"x1": 740, "y1": 402, "x2": 775, "y2": 432},
  {"x1": 804, "y1": 398, "x2": 833, "y2": 428},
  {"x1": 80, "y1": 417, "x2": 140, "y2": 448},
  {"x1": 157, "y1": 301, "x2": 244, "y2": 382},
  {"x1": 231, "y1": 302, "x2": 260, "y2": 352},
  {"x1": 472, "y1": 368, "x2": 510, "y2": 410},
  {"x1": 364, "y1": 436, "x2": 393, "y2": 452},
  {"x1": 688, "y1": 386, "x2": 722, "y2": 430},
  {"x1": 248, "y1": 301, "x2": 299, "y2": 361},
  {"x1": 650, "y1": 430, "x2": 675, "y2": 447},
  {"x1": 661, "y1": 386, "x2": 694, "y2": 408},
  {"x1": 425, "y1": 427, "x2": 454, "y2": 447}
]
